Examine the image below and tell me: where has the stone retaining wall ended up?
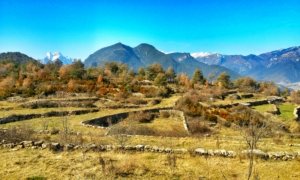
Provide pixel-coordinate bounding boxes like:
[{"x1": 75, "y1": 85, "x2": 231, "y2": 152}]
[
  {"x1": 1, "y1": 140, "x2": 299, "y2": 161},
  {"x1": 0, "y1": 109, "x2": 99, "y2": 124},
  {"x1": 81, "y1": 107, "x2": 172, "y2": 129},
  {"x1": 20, "y1": 99, "x2": 97, "y2": 109},
  {"x1": 214, "y1": 96, "x2": 284, "y2": 109},
  {"x1": 294, "y1": 106, "x2": 300, "y2": 121}
]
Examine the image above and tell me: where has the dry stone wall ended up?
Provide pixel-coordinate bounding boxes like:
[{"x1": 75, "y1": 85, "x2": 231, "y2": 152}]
[
  {"x1": 0, "y1": 109, "x2": 99, "y2": 124},
  {"x1": 1, "y1": 140, "x2": 299, "y2": 161}
]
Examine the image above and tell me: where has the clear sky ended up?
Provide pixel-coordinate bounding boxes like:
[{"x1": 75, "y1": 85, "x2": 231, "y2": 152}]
[{"x1": 0, "y1": 0, "x2": 299, "y2": 60}]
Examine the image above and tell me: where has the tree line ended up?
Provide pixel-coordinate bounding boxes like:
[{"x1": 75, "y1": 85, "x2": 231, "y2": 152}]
[{"x1": 0, "y1": 59, "x2": 293, "y2": 99}]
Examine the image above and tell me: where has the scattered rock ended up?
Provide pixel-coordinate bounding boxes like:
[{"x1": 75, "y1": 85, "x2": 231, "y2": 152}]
[
  {"x1": 164, "y1": 148, "x2": 172, "y2": 153},
  {"x1": 21, "y1": 141, "x2": 33, "y2": 148},
  {"x1": 41, "y1": 143, "x2": 49, "y2": 149},
  {"x1": 65, "y1": 144, "x2": 74, "y2": 151},
  {"x1": 195, "y1": 148, "x2": 207, "y2": 155},
  {"x1": 49, "y1": 142, "x2": 61, "y2": 152},
  {"x1": 242, "y1": 149, "x2": 268, "y2": 159},
  {"x1": 136, "y1": 145, "x2": 144, "y2": 151},
  {"x1": 34, "y1": 140, "x2": 44, "y2": 147}
]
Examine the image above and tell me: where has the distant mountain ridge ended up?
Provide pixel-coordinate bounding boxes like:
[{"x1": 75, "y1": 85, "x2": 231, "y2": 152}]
[
  {"x1": 84, "y1": 43, "x2": 240, "y2": 79},
  {"x1": 193, "y1": 46, "x2": 300, "y2": 83},
  {"x1": 0, "y1": 52, "x2": 38, "y2": 65}
]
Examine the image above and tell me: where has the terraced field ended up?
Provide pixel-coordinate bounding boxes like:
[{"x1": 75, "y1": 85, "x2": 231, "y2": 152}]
[{"x1": 0, "y1": 94, "x2": 300, "y2": 179}]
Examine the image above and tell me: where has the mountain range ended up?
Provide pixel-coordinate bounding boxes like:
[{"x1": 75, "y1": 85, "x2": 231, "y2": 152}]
[
  {"x1": 1, "y1": 43, "x2": 300, "y2": 87},
  {"x1": 84, "y1": 43, "x2": 240, "y2": 79},
  {"x1": 193, "y1": 46, "x2": 300, "y2": 84}
]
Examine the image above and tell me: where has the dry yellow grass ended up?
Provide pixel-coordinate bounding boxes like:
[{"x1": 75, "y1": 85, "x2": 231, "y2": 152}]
[{"x1": 0, "y1": 149, "x2": 299, "y2": 179}]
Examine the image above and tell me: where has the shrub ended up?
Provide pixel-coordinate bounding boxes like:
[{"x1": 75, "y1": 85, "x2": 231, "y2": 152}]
[
  {"x1": 175, "y1": 91, "x2": 205, "y2": 117},
  {"x1": 160, "y1": 111, "x2": 171, "y2": 118},
  {"x1": 150, "y1": 98, "x2": 161, "y2": 105},
  {"x1": 206, "y1": 114, "x2": 218, "y2": 123},
  {"x1": 126, "y1": 97, "x2": 147, "y2": 105},
  {"x1": 188, "y1": 120, "x2": 211, "y2": 135},
  {"x1": 0, "y1": 125, "x2": 34, "y2": 143},
  {"x1": 156, "y1": 86, "x2": 173, "y2": 98}
]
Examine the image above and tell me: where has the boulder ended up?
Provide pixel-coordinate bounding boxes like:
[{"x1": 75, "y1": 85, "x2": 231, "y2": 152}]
[
  {"x1": 136, "y1": 145, "x2": 144, "y2": 151},
  {"x1": 34, "y1": 140, "x2": 44, "y2": 147},
  {"x1": 152, "y1": 146, "x2": 159, "y2": 152},
  {"x1": 214, "y1": 149, "x2": 226, "y2": 156},
  {"x1": 195, "y1": 148, "x2": 208, "y2": 155},
  {"x1": 15, "y1": 144, "x2": 24, "y2": 150},
  {"x1": 86, "y1": 144, "x2": 97, "y2": 151},
  {"x1": 74, "y1": 145, "x2": 82, "y2": 150},
  {"x1": 242, "y1": 149, "x2": 268, "y2": 159},
  {"x1": 207, "y1": 149, "x2": 214, "y2": 156},
  {"x1": 227, "y1": 151, "x2": 237, "y2": 158},
  {"x1": 164, "y1": 148, "x2": 173, "y2": 153},
  {"x1": 65, "y1": 144, "x2": 74, "y2": 151},
  {"x1": 3, "y1": 143, "x2": 15, "y2": 148},
  {"x1": 49, "y1": 142, "x2": 61, "y2": 152},
  {"x1": 124, "y1": 145, "x2": 136, "y2": 151},
  {"x1": 21, "y1": 141, "x2": 33, "y2": 148},
  {"x1": 144, "y1": 145, "x2": 152, "y2": 151},
  {"x1": 158, "y1": 147, "x2": 165, "y2": 153},
  {"x1": 41, "y1": 143, "x2": 49, "y2": 149},
  {"x1": 106, "y1": 145, "x2": 113, "y2": 151}
]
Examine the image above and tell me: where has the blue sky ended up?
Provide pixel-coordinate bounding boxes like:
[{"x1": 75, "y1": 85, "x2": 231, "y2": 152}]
[{"x1": 0, "y1": 0, "x2": 299, "y2": 60}]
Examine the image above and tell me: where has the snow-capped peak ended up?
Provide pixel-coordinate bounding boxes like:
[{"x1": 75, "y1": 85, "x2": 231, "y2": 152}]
[
  {"x1": 191, "y1": 52, "x2": 212, "y2": 58},
  {"x1": 42, "y1": 52, "x2": 73, "y2": 65}
]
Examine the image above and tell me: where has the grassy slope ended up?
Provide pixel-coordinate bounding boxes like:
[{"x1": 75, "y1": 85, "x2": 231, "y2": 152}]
[
  {"x1": 278, "y1": 103, "x2": 296, "y2": 121},
  {"x1": 253, "y1": 104, "x2": 275, "y2": 113},
  {"x1": 0, "y1": 149, "x2": 299, "y2": 179}
]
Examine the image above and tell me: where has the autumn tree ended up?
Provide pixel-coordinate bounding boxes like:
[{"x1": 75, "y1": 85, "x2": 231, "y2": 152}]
[
  {"x1": 154, "y1": 73, "x2": 167, "y2": 86},
  {"x1": 216, "y1": 72, "x2": 231, "y2": 88},
  {"x1": 234, "y1": 77, "x2": 258, "y2": 92},
  {"x1": 166, "y1": 67, "x2": 176, "y2": 83},
  {"x1": 290, "y1": 90, "x2": 300, "y2": 104},
  {"x1": 258, "y1": 82, "x2": 279, "y2": 96},
  {"x1": 137, "y1": 67, "x2": 146, "y2": 80},
  {"x1": 177, "y1": 73, "x2": 191, "y2": 89},
  {"x1": 44, "y1": 60, "x2": 62, "y2": 80},
  {"x1": 0, "y1": 76, "x2": 15, "y2": 98},
  {"x1": 192, "y1": 68, "x2": 206, "y2": 85},
  {"x1": 59, "y1": 60, "x2": 85, "y2": 80},
  {"x1": 69, "y1": 60, "x2": 85, "y2": 79},
  {"x1": 146, "y1": 63, "x2": 164, "y2": 81}
]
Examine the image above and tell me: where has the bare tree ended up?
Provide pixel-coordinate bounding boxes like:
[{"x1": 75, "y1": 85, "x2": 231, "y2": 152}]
[
  {"x1": 239, "y1": 110, "x2": 268, "y2": 180},
  {"x1": 61, "y1": 114, "x2": 71, "y2": 143}
]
